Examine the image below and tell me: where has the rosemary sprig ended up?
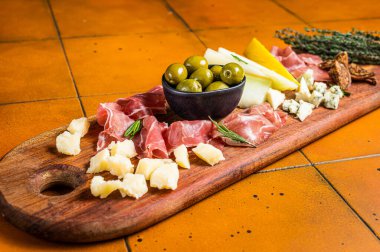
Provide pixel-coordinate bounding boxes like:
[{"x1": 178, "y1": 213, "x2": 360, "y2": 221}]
[
  {"x1": 343, "y1": 90, "x2": 351, "y2": 97},
  {"x1": 209, "y1": 116, "x2": 255, "y2": 147},
  {"x1": 124, "y1": 120, "x2": 142, "y2": 139},
  {"x1": 231, "y1": 54, "x2": 248, "y2": 64}
]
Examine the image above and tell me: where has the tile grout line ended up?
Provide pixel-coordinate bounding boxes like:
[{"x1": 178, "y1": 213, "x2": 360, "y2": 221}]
[
  {"x1": 256, "y1": 164, "x2": 312, "y2": 174},
  {"x1": 314, "y1": 153, "x2": 380, "y2": 166},
  {"x1": 163, "y1": 0, "x2": 207, "y2": 48},
  {"x1": 124, "y1": 237, "x2": 132, "y2": 252},
  {"x1": 46, "y1": 0, "x2": 87, "y2": 117},
  {"x1": 0, "y1": 96, "x2": 78, "y2": 107},
  {"x1": 300, "y1": 150, "x2": 380, "y2": 240},
  {"x1": 270, "y1": 0, "x2": 312, "y2": 27}
]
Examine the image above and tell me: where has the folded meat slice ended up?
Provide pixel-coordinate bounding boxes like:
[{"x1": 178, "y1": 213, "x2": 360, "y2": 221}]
[
  {"x1": 116, "y1": 86, "x2": 167, "y2": 120},
  {"x1": 133, "y1": 116, "x2": 169, "y2": 159},
  {"x1": 96, "y1": 103, "x2": 135, "y2": 150},
  {"x1": 214, "y1": 103, "x2": 286, "y2": 147},
  {"x1": 271, "y1": 46, "x2": 330, "y2": 81},
  {"x1": 163, "y1": 120, "x2": 213, "y2": 153}
]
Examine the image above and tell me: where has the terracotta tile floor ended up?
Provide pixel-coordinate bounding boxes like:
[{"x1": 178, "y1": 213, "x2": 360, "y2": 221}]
[{"x1": 0, "y1": 0, "x2": 379, "y2": 251}]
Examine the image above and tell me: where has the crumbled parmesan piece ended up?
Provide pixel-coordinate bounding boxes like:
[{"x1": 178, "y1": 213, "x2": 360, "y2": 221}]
[
  {"x1": 192, "y1": 143, "x2": 225, "y2": 166},
  {"x1": 108, "y1": 155, "x2": 134, "y2": 178},
  {"x1": 67, "y1": 117, "x2": 90, "y2": 137},
  {"x1": 150, "y1": 162, "x2": 179, "y2": 190},
  {"x1": 87, "y1": 149, "x2": 110, "y2": 174},
  {"x1": 90, "y1": 176, "x2": 121, "y2": 199},
  {"x1": 119, "y1": 173, "x2": 148, "y2": 199},
  {"x1": 173, "y1": 144, "x2": 190, "y2": 169},
  {"x1": 56, "y1": 131, "x2": 81, "y2": 155},
  {"x1": 135, "y1": 158, "x2": 174, "y2": 180},
  {"x1": 108, "y1": 140, "x2": 137, "y2": 158}
]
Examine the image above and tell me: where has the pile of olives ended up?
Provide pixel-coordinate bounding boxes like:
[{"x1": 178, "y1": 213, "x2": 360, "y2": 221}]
[{"x1": 164, "y1": 56, "x2": 245, "y2": 93}]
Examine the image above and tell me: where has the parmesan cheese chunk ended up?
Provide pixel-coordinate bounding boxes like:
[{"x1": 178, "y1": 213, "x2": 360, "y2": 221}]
[
  {"x1": 119, "y1": 173, "x2": 148, "y2": 199},
  {"x1": 266, "y1": 88, "x2": 285, "y2": 109},
  {"x1": 67, "y1": 117, "x2": 90, "y2": 137},
  {"x1": 90, "y1": 176, "x2": 121, "y2": 199},
  {"x1": 108, "y1": 155, "x2": 134, "y2": 178},
  {"x1": 296, "y1": 100, "x2": 314, "y2": 121},
  {"x1": 108, "y1": 140, "x2": 137, "y2": 158},
  {"x1": 192, "y1": 143, "x2": 225, "y2": 166},
  {"x1": 150, "y1": 162, "x2": 179, "y2": 190},
  {"x1": 56, "y1": 131, "x2": 81, "y2": 156},
  {"x1": 173, "y1": 144, "x2": 190, "y2": 169},
  {"x1": 135, "y1": 158, "x2": 174, "y2": 180},
  {"x1": 87, "y1": 149, "x2": 110, "y2": 174}
]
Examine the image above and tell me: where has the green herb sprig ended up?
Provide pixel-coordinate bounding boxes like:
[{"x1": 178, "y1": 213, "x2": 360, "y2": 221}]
[
  {"x1": 124, "y1": 120, "x2": 142, "y2": 139},
  {"x1": 275, "y1": 28, "x2": 380, "y2": 65},
  {"x1": 209, "y1": 116, "x2": 255, "y2": 147},
  {"x1": 231, "y1": 54, "x2": 248, "y2": 64}
]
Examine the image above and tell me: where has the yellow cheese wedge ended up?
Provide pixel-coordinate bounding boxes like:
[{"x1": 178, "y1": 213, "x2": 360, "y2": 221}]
[{"x1": 244, "y1": 38, "x2": 298, "y2": 88}]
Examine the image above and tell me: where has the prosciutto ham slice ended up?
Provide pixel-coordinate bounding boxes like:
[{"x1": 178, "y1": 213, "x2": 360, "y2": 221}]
[
  {"x1": 271, "y1": 46, "x2": 330, "y2": 81},
  {"x1": 213, "y1": 103, "x2": 286, "y2": 147},
  {"x1": 133, "y1": 116, "x2": 169, "y2": 159},
  {"x1": 163, "y1": 120, "x2": 213, "y2": 153},
  {"x1": 116, "y1": 86, "x2": 167, "y2": 120},
  {"x1": 96, "y1": 103, "x2": 135, "y2": 150}
]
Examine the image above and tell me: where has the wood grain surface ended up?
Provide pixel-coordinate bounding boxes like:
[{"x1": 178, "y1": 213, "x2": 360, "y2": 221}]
[{"x1": 0, "y1": 68, "x2": 379, "y2": 243}]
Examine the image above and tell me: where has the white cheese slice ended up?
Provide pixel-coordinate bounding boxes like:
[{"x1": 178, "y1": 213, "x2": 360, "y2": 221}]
[
  {"x1": 108, "y1": 140, "x2": 137, "y2": 158},
  {"x1": 296, "y1": 100, "x2": 314, "y2": 121},
  {"x1": 192, "y1": 143, "x2": 225, "y2": 166},
  {"x1": 67, "y1": 117, "x2": 90, "y2": 137},
  {"x1": 135, "y1": 158, "x2": 174, "y2": 180},
  {"x1": 87, "y1": 149, "x2": 110, "y2": 174},
  {"x1": 90, "y1": 176, "x2": 121, "y2": 199},
  {"x1": 173, "y1": 144, "x2": 190, "y2": 169},
  {"x1": 119, "y1": 173, "x2": 148, "y2": 199},
  {"x1": 108, "y1": 155, "x2": 134, "y2": 178},
  {"x1": 150, "y1": 162, "x2": 179, "y2": 190},
  {"x1": 56, "y1": 131, "x2": 81, "y2": 156},
  {"x1": 266, "y1": 88, "x2": 285, "y2": 109}
]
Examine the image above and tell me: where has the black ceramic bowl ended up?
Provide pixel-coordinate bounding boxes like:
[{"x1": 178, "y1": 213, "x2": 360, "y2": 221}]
[{"x1": 162, "y1": 74, "x2": 245, "y2": 120}]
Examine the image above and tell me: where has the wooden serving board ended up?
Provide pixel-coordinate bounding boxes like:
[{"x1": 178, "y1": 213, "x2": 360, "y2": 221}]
[{"x1": 0, "y1": 68, "x2": 379, "y2": 243}]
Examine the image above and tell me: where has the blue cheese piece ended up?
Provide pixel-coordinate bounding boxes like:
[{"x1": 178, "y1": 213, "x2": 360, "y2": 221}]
[
  {"x1": 309, "y1": 90, "x2": 324, "y2": 107},
  {"x1": 119, "y1": 173, "x2": 148, "y2": 199},
  {"x1": 296, "y1": 100, "x2": 314, "y2": 121},
  {"x1": 108, "y1": 155, "x2": 134, "y2": 178},
  {"x1": 108, "y1": 140, "x2": 137, "y2": 158},
  {"x1": 282, "y1": 99, "x2": 300, "y2": 114},
  {"x1": 67, "y1": 117, "x2": 90, "y2": 137},
  {"x1": 329, "y1": 85, "x2": 344, "y2": 98},
  {"x1": 56, "y1": 131, "x2": 81, "y2": 155},
  {"x1": 150, "y1": 162, "x2": 179, "y2": 190},
  {"x1": 90, "y1": 176, "x2": 121, "y2": 199},
  {"x1": 313, "y1": 82, "x2": 327, "y2": 94},
  {"x1": 323, "y1": 91, "x2": 340, "y2": 109},
  {"x1": 87, "y1": 149, "x2": 110, "y2": 173}
]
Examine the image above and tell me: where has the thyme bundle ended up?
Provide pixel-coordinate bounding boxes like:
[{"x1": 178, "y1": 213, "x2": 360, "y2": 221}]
[{"x1": 275, "y1": 28, "x2": 380, "y2": 65}]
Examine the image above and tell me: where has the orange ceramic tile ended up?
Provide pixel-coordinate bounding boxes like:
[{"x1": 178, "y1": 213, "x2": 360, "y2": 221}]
[
  {"x1": 277, "y1": 0, "x2": 380, "y2": 22},
  {"x1": 316, "y1": 157, "x2": 380, "y2": 236},
  {"x1": 128, "y1": 167, "x2": 380, "y2": 251},
  {"x1": 195, "y1": 23, "x2": 307, "y2": 53},
  {"x1": 0, "y1": 40, "x2": 77, "y2": 104},
  {"x1": 50, "y1": 0, "x2": 187, "y2": 38},
  {"x1": 167, "y1": 0, "x2": 301, "y2": 30},
  {"x1": 0, "y1": 0, "x2": 56, "y2": 41},
  {"x1": 81, "y1": 93, "x2": 132, "y2": 116},
  {"x1": 0, "y1": 98, "x2": 83, "y2": 158},
  {"x1": 302, "y1": 108, "x2": 380, "y2": 163},
  {"x1": 63, "y1": 32, "x2": 205, "y2": 96},
  {"x1": 0, "y1": 217, "x2": 127, "y2": 252}
]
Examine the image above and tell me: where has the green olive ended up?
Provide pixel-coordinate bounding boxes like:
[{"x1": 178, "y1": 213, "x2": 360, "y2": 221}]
[
  {"x1": 210, "y1": 65, "x2": 223, "y2": 81},
  {"x1": 176, "y1": 79, "x2": 202, "y2": 93},
  {"x1": 220, "y1": 63, "x2": 245, "y2": 85},
  {"x1": 184, "y1": 56, "x2": 208, "y2": 74},
  {"x1": 189, "y1": 68, "x2": 214, "y2": 89},
  {"x1": 205, "y1": 81, "x2": 229, "y2": 92},
  {"x1": 164, "y1": 63, "x2": 188, "y2": 85}
]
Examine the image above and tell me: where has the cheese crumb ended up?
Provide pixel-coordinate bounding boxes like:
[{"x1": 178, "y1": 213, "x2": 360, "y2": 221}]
[
  {"x1": 266, "y1": 88, "x2": 285, "y2": 110},
  {"x1": 309, "y1": 90, "x2": 324, "y2": 107},
  {"x1": 108, "y1": 155, "x2": 134, "y2": 178},
  {"x1": 324, "y1": 91, "x2": 340, "y2": 109},
  {"x1": 296, "y1": 100, "x2": 314, "y2": 121},
  {"x1": 313, "y1": 82, "x2": 327, "y2": 94},
  {"x1": 173, "y1": 144, "x2": 190, "y2": 169},
  {"x1": 56, "y1": 131, "x2": 81, "y2": 155},
  {"x1": 135, "y1": 158, "x2": 174, "y2": 180},
  {"x1": 150, "y1": 162, "x2": 179, "y2": 190},
  {"x1": 329, "y1": 85, "x2": 344, "y2": 98},
  {"x1": 192, "y1": 143, "x2": 225, "y2": 166},
  {"x1": 119, "y1": 173, "x2": 148, "y2": 199},
  {"x1": 67, "y1": 117, "x2": 90, "y2": 137},
  {"x1": 87, "y1": 149, "x2": 110, "y2": 174},
  {"x1": 90, "y1": 176, "x2": 121, "y2": 199},
  {"x1": 108, "y1": 140, "x2": 137, "y2": 158}
]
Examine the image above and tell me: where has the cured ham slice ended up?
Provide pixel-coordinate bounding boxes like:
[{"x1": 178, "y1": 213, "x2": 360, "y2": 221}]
[
  {"x1": 214, "y1": 103, "x2": 286, "y2": 147},
  {"x1": 271, "y1": 46, "x2": 330, "y2": 81},
  {"x1": 133, "y1": 116, "x2": 169, "y2": 159},
  {"x1": 163, "y1": 120, "x2": 213, "y2": 153},
  {"x1": 116, "y1": 86, "x2": 167, "y2": 120},
  {"x1": 96, "y1": 103, "x2": 134, "y2": 150}
]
